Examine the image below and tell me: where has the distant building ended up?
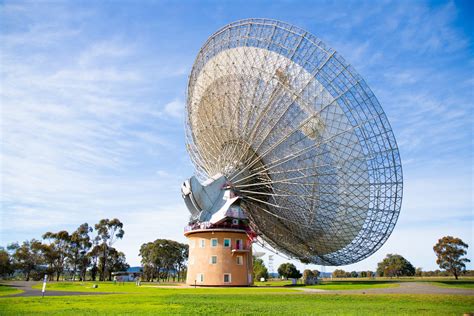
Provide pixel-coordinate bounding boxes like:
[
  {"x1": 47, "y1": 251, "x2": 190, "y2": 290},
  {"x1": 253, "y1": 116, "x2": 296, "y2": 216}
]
[{"x1": 112, "y1": 266, "x2": 142, "y2": 282}]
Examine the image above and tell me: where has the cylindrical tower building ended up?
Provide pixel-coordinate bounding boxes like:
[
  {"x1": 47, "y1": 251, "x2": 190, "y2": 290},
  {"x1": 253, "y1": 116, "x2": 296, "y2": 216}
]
[{"x1": 185, "y1": 228, "x2": 253, "y2": 286}]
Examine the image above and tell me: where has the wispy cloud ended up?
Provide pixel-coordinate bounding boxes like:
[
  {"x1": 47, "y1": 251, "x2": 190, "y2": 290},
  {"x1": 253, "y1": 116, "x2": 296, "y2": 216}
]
[
  {"x1": 0, "y1": 3, "x2": 190, "y2": 264},
  {"x1": 164, "y1": 99, "x2": 185, "y2": 119}
]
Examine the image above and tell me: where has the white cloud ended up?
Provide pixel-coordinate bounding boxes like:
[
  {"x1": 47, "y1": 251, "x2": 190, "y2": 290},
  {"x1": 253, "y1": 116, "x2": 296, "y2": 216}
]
[
  {"x1": 0, "y1": 3, "x2": 191, "y2": 256},
  {"x1": 78, "y1": 40, "x2": 134, "y2": 66},
  {"x1": 164, "y1": 99, "x2": 184, "y2": 119}
]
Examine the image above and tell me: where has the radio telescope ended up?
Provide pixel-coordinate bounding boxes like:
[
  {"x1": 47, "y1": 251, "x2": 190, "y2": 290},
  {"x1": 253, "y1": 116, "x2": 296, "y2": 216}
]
[{"x1": 182, "y1": 18, "x2": 402, "y2": 278}]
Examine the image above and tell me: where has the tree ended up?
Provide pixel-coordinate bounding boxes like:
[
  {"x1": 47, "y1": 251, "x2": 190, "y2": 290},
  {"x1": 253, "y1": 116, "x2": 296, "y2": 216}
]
[
  {"x1": 98, "y1": 247, "x2": 128, "y2": 281},
  {"x1": 139, "y1": 239, "x2": 188, "y2": 282},
  {"x1": 302, "y1": 269, "x2": 319, "y2": 284},
  {"x1": 39, "y1": 243, "x2": 60, "y2": 281},
  {"x1": 88, "y1": 245, "x2": 101, "y2": 281},
  {"x1": 415, "y1": 267, "x2": 423, "y2": 277},
  {"x1": 139, "y1": 242, "x2": 157, "y2": 282},
  {"x1": 253, "y1": 257, "x2": 269, "y2": 281},
  {"x1": 174, "y1": 242, "x2": 189, "y2": 282},
  {"x1": 42, "y1": 230, "x2": 71, "y2": 281},
  {"x1": 350, "y1": 271, "x2": 358, "y2": 278},
  {"x1": 156, "y1": 239, "x2": 187, "y2": 282},
  {"x1": 68, "y1": 223, "x2": 92, "y2": 281},
  {"x1": 277, "y1": 263, "x2": 302, "y2": 279},
  {"x1": 332, "y1": 269, "x2": 346, "y2": 278},
  {"x1": 376, "y1": 254, "x2": 415, "y2": 277},
  {"x1": 94, "y1": 218, "x2": 125, "y2": 281},
  {"x1": 433, "y1": 236, "x2": 470, "y2": 280},
  {"x1": 8, "y1": 240, "x2": 43, "y2": 281},
  {"x1": 0, "y1": 247, "x2": 14, "y2": 278}
]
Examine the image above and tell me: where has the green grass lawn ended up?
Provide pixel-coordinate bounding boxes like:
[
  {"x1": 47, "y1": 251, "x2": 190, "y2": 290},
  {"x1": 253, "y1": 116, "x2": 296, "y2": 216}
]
[
  {"x1": 1, "y1": 283, "x2": 473, "y2": 315},
  {"x1": 431, "y1": 280, "x2": 474, "y2": 289},
  {"x1": 302, "y1": 281, "x2": 399, "y2": 290},
  {"x1": 31, "y1": 281, "x2": 293, "y2": 294},
  {"x1": 0, "y1": 284, "x2": 23, "y2": 296},
  {"x1": 36, "y1": 280, "x2": 397, "y2": 292},
  {"x1": 254, "y1": 280, "x2": 294, "y2": 287},
  {"x1": 255, "y1": 279, "x2": 399, "y2": 290},
  {"x1": 31, "y1": 281, "x2": 188, "y2": 293}
]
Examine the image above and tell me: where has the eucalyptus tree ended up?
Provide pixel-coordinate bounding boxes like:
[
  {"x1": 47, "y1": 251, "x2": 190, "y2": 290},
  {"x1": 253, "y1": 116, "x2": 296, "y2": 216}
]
[
  {"x1": 42, "y1": 230, "x2": 71, "y2": 281},
  {"x1": 433, "y1": 236, "x2": 470, "y2": 280},
  {"x1": 0, "y1": 247, "x2": 14, "y2": 278},
  {"x1": 69, "y1": 223, "x2": 93, "y2": 281},
  {"x1": 174, "y1": 242, "x2": 189, "y2": 282},
  {"x1": 88, "y1": 245, "x2": 101, "y2": 281},
  {"x1": 94, "y1": 218, "x2": 125, "y2": 281},
  {"x1": 99, "y1": 247, "x2": 128, "y2": 281},
  {"x1": 139, "y1": 242, "x2": 158, "y2": 281},
  {"x1": 253, "y1": 257, "x2": 269, "y2": 281},
  {"x1": 8, "y1": 240, "x2": 43, "y2": 281},
  {"x1": 39, "y1": 242, "x2": 60, "y2": 280},
  {"x1": 139, "y1": 239, "x2": 188, "y2": 282}
]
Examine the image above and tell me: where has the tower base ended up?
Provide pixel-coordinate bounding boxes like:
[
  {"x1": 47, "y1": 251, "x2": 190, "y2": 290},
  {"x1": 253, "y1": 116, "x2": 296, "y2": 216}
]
[{"x1": 185, "y1": 228, "x2": 253, "y2": 286}]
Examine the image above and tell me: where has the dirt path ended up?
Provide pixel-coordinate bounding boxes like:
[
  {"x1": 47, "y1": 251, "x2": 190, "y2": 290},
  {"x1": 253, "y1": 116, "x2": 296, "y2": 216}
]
[
  {"x1": 298, "y1": 282, "x2": 474, "y2": 295},
  {"x1": 0, "y1": 281, "x2": 116, "y2": 297}
]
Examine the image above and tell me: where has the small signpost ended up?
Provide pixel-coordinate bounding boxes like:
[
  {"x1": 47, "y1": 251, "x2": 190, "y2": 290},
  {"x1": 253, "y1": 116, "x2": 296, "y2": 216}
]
[{"x1": 42, "y1": 274, "x2": 47, "y2": 298}]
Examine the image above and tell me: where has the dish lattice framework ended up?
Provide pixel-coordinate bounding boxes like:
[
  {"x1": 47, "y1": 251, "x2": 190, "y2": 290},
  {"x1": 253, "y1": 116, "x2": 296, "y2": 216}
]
[{"x1": 185, "y1": 18, "x2": 403, "y2": 265}]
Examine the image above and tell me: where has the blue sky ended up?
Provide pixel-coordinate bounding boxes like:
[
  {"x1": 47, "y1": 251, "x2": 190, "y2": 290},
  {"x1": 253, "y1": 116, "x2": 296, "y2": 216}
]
[{"x1": 1, "y1": 0, "x2": 472, "y2": 272}]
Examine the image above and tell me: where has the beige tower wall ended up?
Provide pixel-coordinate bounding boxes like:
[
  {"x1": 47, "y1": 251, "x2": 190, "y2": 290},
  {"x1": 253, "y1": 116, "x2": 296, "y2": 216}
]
[{"x1": 185, "y1": 229, "x2": 253, "y2": 286}]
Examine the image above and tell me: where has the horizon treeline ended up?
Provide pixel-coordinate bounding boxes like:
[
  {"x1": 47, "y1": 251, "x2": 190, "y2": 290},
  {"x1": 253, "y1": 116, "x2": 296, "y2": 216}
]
[{"x1": 0, "y1": 218, "x2": 127, "y2": 281}]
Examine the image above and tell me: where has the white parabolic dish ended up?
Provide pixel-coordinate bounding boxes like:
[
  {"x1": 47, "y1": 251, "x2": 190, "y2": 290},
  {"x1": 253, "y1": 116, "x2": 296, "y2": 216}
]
[{"x1": 183, "y1": 19, "x2": 403, "y2": 266}]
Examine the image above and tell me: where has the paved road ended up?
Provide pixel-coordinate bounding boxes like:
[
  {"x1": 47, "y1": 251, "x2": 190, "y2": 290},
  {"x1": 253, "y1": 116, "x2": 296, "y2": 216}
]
[
  {"x1": 0, "y1": 281, "x2": 115, "y2": 297},
  {"x1": 299, "y1": 282, "x2": 474, "y2": 295}
]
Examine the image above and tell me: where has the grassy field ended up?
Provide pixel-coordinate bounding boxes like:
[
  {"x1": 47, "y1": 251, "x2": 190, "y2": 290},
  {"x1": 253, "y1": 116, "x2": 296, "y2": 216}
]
[
  {"x1": 35, "y1": 279, "x2": 399, "y2": 291},
  {"x1": 0, "y1": 281, "x2": 473, "y2": 315},
  {"x1": 431, "y1": 280, "x2": 474, "y2": 289},
  {"x1": 255, "y1": 279, "x2": 399, "y2": 290},
  {"x1": 303, "y1": 281, "x2": 399, "y2": 290},
  {"x1": 31, "y1": 281, "x2": 186, "y2": 293},
  {"x1": 0, "y1": 284, "x2": 23, "y2": 297}
]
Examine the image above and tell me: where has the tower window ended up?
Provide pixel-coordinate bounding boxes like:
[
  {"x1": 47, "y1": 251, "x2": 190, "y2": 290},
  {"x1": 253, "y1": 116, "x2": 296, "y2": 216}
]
[
  {"x1": 236, "y1": 239, "x2": 243, "y2": 250},
  {"x1": 224, "y1": 238, "x2": 231, "y2": 248},
  {"x1": 200, "y1": 239, "x2": 205, "y2": 248},
  {"x1": 211, "y1": 238, "x2": 218, "y2": 247},
  {"x1": 223, "y1": 273, "x2": 231, "y2": 283},
  {"x1": 236, "y1": 256, "x2": 243, "y2": 265},
  {"x1": 210, "y1": 255, "x2": 217, "y2": 264},
  {"x1": 197, "y1": 273, "x2": 204, "y2": 283}
]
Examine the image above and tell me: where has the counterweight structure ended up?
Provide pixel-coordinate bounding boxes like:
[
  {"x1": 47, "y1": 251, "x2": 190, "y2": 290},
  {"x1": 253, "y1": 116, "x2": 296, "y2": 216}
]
[{"x1": 182, "y1": 18, "x2": 403, "y2": 281}]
